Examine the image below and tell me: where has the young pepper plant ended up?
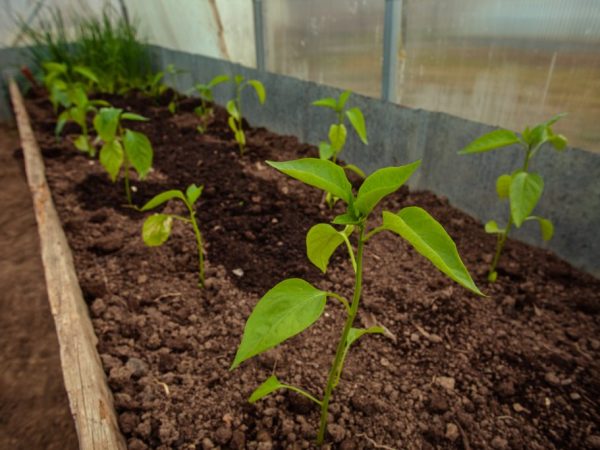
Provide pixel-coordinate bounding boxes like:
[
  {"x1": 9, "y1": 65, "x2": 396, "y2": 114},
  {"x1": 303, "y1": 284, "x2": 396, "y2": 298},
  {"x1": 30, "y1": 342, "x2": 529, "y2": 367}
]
[
  {"x1": 192, "y1": 74, "x2": 230, "y2": 133},
  {"x1": 140, "y1": 184, "x2": 206, "y2": 287},
  {"x1": 226, "y1": 75, "x2": 266, "y2": 155},
  {"x1": 42, "y1": 61, "x2": 99, "y2": 112},
  {"x1": 93, "y1": 107, "x2": 153, "y2": 205},
  {"x1": 458, "y1": 113, "x2": 568, "y2": 282},
  {"x1": 55, "y1": 89, "x2": 109, "y2": 156},
  {"x1": 231, "y1": 158, "x2": 483, "y2": 444}
]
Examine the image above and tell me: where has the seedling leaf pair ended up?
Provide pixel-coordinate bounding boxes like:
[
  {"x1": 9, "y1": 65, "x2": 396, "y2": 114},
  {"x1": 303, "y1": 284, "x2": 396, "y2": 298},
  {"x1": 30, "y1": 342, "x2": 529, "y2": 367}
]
[{"x1": 226, "y1": 75, "x2": 266, "y2": 155}]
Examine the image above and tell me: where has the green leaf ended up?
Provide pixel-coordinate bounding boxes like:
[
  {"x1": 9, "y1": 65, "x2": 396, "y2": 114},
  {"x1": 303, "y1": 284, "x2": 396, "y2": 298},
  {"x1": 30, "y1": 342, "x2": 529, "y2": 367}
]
[
  {"x1": 337, "y1": 90, "x2": 352, "y2": 111},
  {"x1": 496, "y1": 174, "x2": 511, "y2": 199},
  {"x1": 266, "y1": 158, "x2": 353, "y2": 204},
  {"x1": 228, "y1": 116, "x2": 239, "y2": 132},
  {"x1": 141, "y1": 190, "x2": 186, "y2": 211},
  {"x1": 142, "y1": 213, "x2": 173, "y2": 246},
  {"x1": 509, "y1": 171, "x2": 544, "y2": 227},
  {"x1": 168, "y1": 101, "x2": 176, "y2": 114},
  {"x1": 231, "y1": 279, "x2": 327, "y2": 369},
  {"x1": 123, "y1": 130, "x2": 153, "y2": 180},
  {"x1": 208, "y1": 74, "x2": 230, "y2": 87},
  {"x1": 527, "y1": 216, "x2": 554, "y2": 241},
  {"x1": 121, "y1": 112, "x2": 148, "y2": 121},
  {"x1": 249, "y1": 375, "x2": 285, "y2": 404},
  {"x1": 332, "y1": 211, "x2": 361, "y2": 225},
  {"x1": 234, "y1": 74, "x2": 244, "y2": 85},
  {"x1": 484, "y1": 220, "x2": 504, "y2": 234},
  {"x1": 99, "y1": 140, "x2": 123, "y2": 182},
  {"x1": 458, "y1": 129, "x2": 521, "y2": 154},
  {"x1": 235, "y1": 129, "x2": 246, "y2": 146},
  {"x1": 73, "y1": 65, "x2": 98, "y2": 83},
  {"x1": 74, "y1": 135, "x2": 92, "y2": 154},
  {"x1": 186, "y1": 184, "x2": 203, "y2": 205},
  {"x1": 247, "y1": 80, "x2": 266, "y2": 104},
  {"x1": 549, "y1": 134, "x2": 567, "y2": 151},
  {"x1": 306, "y1": 224, "x2": 345, "y2": 273},
  {"x1": 355, "y1": 161, "x2": 421, "y2": 216},
  {"x1": 312, "y1": 97, "x2": 337, "y2": 110},
  {"x1": 55, "y1": 110, "x2": 70, "y2": 136},
  {"x1": 345, "y1": 107, "x2": 368, "y2": 144},
  {"x1": 544, "y1": 112, "x2": 567, "y2": 127},
  {"x1": 328, "y1": 124, "x2": 347, "y2": 152},
  {"x1": 226, "y1": 100, "x2": 240, "y2": 121},
  {"x1": 382, "y1": 208, "x2": 483, "y2": 295},
  {"x1": 343, "y1": 164, "x2": 366, "y2": 178},
  {"x1": 94, "y1": 107, "x2": 122, "y2": 142},
  {"x1": 318, "y1": 142, "x2": 334, "y2": 160},
  {"x1": 347, "y1": 326, "x2": 385, "y2": 348}
]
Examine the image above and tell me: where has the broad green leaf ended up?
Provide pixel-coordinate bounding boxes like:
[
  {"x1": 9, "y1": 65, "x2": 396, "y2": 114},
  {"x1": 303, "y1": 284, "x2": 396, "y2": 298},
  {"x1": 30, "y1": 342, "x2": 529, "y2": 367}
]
[
  {"x1": 527, "y1": 216, "x2": 554, "y2": 241},
  {"x1": 318, "y1": 142, "x2": 334, "y2": 160},
  {"x1": 267, "y1": 158, "x2": 353, "y2": 204},
  {"x1": 329, "y1": 124, "x2": 347, "y2": 152},
  {"x1": 141, "y1": 190, "x2": 186, "y2": 211},
  {"x1": 247, "y1": 80, "x2": 266, "y2": 104},
  {"x1": 186, "y1": 184, "x2": 203, "y2": 205},
  {"x1": 332, "y1": 211, "x2": 361, "y2": 225},
  {"x1": 549, "y1": 134, "x2": 567, "y2": 151},
  {"x1": 94, "y1": 107, "x2": 122, "y2": 142},
  {"x1": 347, "y1": 326, "x2": 385, "y2": 348},
  {"x1": 249, "y1": 375, "x2": 285, "y2": 404},
  {"x1": 527, "y1": 124, "x2": 549, "y2": 150},
  {"x1": 544, "y1": 112, "x2": 567, "y2": 127},
  {"x1": 231, "y1": 278, "x2": 327, "y2": 369},
  {"x1": 123, "y1": 130, "x2": 153, "y2": 179},
  {"x1": 509, "y1": 171, "x2": 544, "y2": 227},
  {"x1": 70, "y1": 107, "x2": 86, "y2": 128},
  {"x1": 382, "y1": 208, "x2": 483, "y2": 295},
  {"x1": 226, "y1": 100, "x2": 240, "y2": 120},
  {"x1": 343, "y1": 164, "x2": 366, "y2": 178},
  {"x1": 73, "y1": 65, "x2": 99, "y2": 83},
  {"x1": 458, "y1": 129, "x2": 520, "y2": 154},
  {"x1": 496, "y1": 174, "x2": 511, "y2": 199},
  {"x1": 306, "y1": 224, "x2": 345, "y2": 273},
  {"x1": 74, "y1": 135, "x2": 92, "y2": 154},
  {"x1": 345, "y1": 107, "x2": 368, "y2": 144},
  {"x1": 99, "y1": 140, "x2": 123, "y2": 182},
  {"x1": 142, "y1": 214, "x2": 173, "y2": 246},
  {"x1": 208, "y1": 74, "x2": 230, "y2": 87},
  {"x1": 312, "y1": 97, "x2": 337, "y2": 110},
  {"x1": 337, "y1": 90, "x2": 352, "y2": 111},
  {"x1": 228, "y1": 116, "x2": 239, "y2": 132},
  {"x1": 43, "y1": 61, "x2": 67, "y2": 75},
  {"x1": 55, "y1": 110, "x2": 70, "y2": 136},
  {"x1": 355, "y1": 161, "x2": 421, "y2": 216},
  {"x1": 70, "y1": 86, "x2": 88, "y2": 108},
  {"x1": 484, "y1": 220, "x2": 503, "y2": 234},
  {"x1": 121, "y1": 112, "x2": 148, "y2": 121}
]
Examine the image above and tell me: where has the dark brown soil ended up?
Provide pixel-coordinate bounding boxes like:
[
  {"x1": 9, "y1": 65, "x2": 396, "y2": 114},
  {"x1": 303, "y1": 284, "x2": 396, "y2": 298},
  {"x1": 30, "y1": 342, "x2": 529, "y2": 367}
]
[
  {"x1": 0, "y1": 123, "x2": 78, "y2": 450},
  {"x1": 24, "y1": 90, "x2": 600, "y2": 450}
]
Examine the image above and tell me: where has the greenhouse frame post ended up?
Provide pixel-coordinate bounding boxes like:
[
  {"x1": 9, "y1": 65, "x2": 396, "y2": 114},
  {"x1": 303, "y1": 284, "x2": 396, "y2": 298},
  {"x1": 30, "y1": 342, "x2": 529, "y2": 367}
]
[
  {"x1": 253, "y1": 0, "x2": 266, "y2": 71},
  {"x1": 382, "y1": 0, "x2": 401, "y2": 102}
]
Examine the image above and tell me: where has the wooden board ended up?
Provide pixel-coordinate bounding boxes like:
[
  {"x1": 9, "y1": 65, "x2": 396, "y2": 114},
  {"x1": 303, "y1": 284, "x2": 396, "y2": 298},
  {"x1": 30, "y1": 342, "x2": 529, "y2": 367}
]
[{"x1": 9, "y1": 80, "x2": 127, "y2": 450}]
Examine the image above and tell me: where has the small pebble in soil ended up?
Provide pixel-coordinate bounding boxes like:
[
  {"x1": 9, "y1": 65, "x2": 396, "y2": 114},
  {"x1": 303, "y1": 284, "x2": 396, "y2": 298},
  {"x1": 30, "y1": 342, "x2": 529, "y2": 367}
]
[
  {"x1": 491, "y1": 436, "x2": 509, "y2": 450},
  {"x1": 327, "y1": 423, "x2": 346, "y2": 443},
  {"x1": 232, "y1": 268, "x2": 244, "y2": 277},
  {"x1": 445, "y1": 423, "x2": 459, "y2": 441},
  {"x1": 544, "y1": 372, "x2": 561, "y2": 386},
  {"x1": 435, "y1": 376, "x2": 455, "y2": 391}
]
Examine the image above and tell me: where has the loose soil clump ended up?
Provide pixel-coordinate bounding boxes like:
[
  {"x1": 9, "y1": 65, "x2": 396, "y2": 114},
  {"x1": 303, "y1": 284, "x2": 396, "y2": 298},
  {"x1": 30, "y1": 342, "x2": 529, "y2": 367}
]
[{"x1": 25, "y1": 90, "x2": 600, "y2": 449}]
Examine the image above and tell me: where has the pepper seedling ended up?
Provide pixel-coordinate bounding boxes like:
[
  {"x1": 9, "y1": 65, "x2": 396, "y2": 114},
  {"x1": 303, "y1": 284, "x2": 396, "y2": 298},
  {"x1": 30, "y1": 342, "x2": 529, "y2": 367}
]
[
  {"x1": 143, "y1": 64, "x2": 184, "y2": 113},
  {"x1": 93, "y1": 107, "x2": 153, "y2": 204},
  {"x1": 42, "y1": 61, "x2": 99, "y2": 112},
  {"x1": 55, "y1": 89, "x2": 109, "y2": 156},
  {"x1": 231, "y1": 158, "x2": 483, "y2": 444},
  {"x1": 192, "y1": 74, "x2": 230, "y2": 133},
  {"x1": 458, "y1": 113, "x2": 568, "y2": 282},
  {"x1": 226, "y1": 75, "x2": 266, "y2": 155},
  {"x1": 140, "y1": 184, "x2": 206, "y2": 287}
]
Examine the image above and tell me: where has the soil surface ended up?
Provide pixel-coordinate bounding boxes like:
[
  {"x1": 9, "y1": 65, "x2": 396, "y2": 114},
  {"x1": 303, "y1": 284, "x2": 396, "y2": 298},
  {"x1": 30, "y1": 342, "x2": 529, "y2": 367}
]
[
  {"x1": 25, "y1": 90, "x2": 600, "y2": 450},
  {"x1": 0, "y1": 123, "x2": 78, "y2": 450}
]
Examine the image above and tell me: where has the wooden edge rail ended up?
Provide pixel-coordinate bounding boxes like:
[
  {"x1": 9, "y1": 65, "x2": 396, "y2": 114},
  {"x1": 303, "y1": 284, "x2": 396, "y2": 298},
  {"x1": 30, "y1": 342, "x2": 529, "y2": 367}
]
[{"x1": 9, "y1": 79, "x2": 127, "y2": 450}]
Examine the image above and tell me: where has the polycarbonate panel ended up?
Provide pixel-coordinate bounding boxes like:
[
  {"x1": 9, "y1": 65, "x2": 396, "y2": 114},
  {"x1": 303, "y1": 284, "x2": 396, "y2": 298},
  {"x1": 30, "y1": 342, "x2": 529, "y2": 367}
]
[
  {"x1": 124, "y1": 0, "x2": 255, "y2": 67},
  {"x1": 0, "y1": 0, "x2": 120, "y2": 48},
  {"x1": 263, "y1": 0, "x2": 385, "y2": 98},
  {"x1": 394, "y1": 0, "x2": 600, "y2": 152}
]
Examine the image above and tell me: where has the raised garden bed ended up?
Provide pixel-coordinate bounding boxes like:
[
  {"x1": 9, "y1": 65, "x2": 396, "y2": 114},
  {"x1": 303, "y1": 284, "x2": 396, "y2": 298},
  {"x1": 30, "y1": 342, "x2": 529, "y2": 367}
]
[{"x1": 14, "y1": 82, "x2": 600, "y2": 450}]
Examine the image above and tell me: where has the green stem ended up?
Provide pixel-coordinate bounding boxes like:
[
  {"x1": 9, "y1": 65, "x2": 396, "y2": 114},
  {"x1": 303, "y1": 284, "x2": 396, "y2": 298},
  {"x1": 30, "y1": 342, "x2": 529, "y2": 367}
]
[
  {"x1": 364, "y1": 226, "x2": 385, "y2": 242},
  {"x1": 187, "y1": 204, "x2": 205, "y2": 287},
  {"x1": 317, "y1": 224, "x2": 365, "y2": 445},
  {"x1": 326, "y1": 292, "x2": 350, "y2": 313},
  {"x1": 123, "y1": 157, "x2": 132, "y2": 205},
  {"x1": 488, "y1": 218, "x2": 512, "y2": 281},
  {"x1": 280, "y1": 384, "x2": 322, "y2": 406},
  {"x1": 339, "y1": 231, "x2": 357, "y2": 273}
]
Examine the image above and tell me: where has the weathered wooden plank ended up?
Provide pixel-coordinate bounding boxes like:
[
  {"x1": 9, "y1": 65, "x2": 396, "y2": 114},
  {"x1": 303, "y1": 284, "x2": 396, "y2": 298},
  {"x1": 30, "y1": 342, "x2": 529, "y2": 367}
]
[{"x1": 9, "y1": 80, "x2": 127, "y2": 450}]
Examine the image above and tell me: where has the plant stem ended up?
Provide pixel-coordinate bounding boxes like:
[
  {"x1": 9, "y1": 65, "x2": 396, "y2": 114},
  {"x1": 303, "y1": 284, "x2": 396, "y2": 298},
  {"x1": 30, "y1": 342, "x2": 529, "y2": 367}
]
[
  {"x1": 123, "y1": 157, "x2": 132, "y2": 205},
  {"x1": 188, "y1": 206, "x2": 205, "y2": 287},
  {"x1": 488, "y1": 218, "x2": 512, "y2": 280},
  {"x1": 317, "y1": 224, "x2": 365, "y2": 444}
]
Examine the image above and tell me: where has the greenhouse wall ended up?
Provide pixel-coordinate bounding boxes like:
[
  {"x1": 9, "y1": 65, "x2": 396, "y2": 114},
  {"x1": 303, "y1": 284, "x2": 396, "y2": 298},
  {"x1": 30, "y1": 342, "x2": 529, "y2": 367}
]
[{"x1": 0, "y1": 0, "x2": 598, "y2": 276}]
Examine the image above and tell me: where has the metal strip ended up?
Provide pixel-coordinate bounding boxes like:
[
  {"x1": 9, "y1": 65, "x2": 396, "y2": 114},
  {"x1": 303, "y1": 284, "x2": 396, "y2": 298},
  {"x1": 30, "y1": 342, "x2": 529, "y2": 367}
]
[
  {"x1": 253, "y1": 0, "x2": 266, "y2": 71},
  {"x1": 382, "y1": 0, "x2": 401, "y2": 102}
]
